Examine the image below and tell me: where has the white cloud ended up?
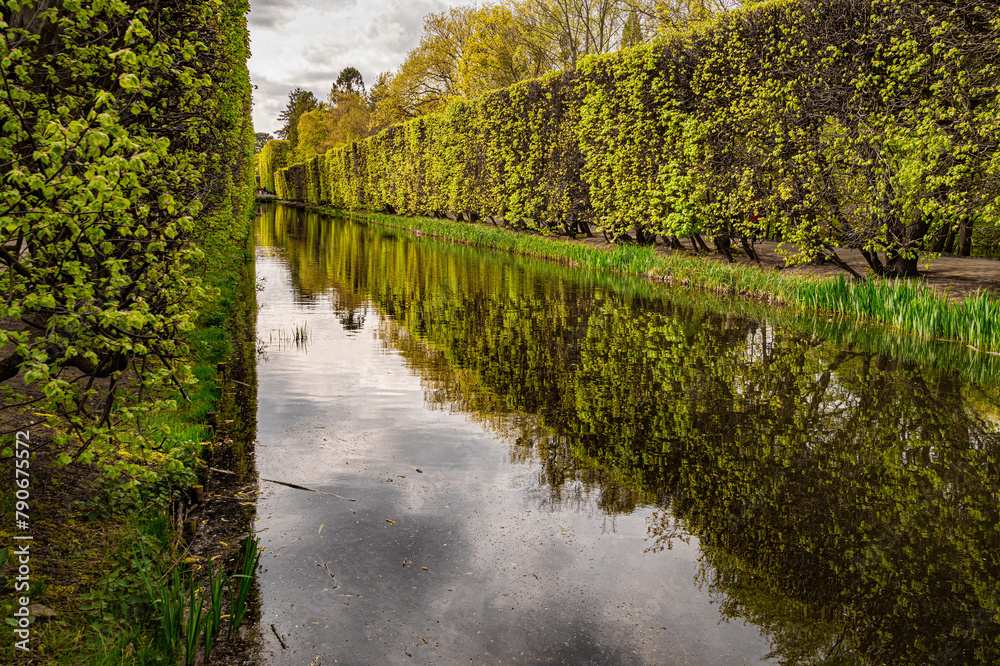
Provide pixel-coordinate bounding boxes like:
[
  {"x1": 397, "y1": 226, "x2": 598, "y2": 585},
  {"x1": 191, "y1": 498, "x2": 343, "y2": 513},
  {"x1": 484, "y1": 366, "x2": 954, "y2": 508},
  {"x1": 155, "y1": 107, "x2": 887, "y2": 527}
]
[{"x1": 249, "y1": 0, "x2": 471, "y2": 134}]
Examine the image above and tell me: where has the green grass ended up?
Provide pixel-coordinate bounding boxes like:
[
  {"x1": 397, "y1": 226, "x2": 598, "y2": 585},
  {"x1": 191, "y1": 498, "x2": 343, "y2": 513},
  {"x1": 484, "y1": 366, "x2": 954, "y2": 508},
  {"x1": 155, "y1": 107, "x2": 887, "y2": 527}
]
[
  {"x1": 803, "y1": 275, "x2": 1000, "y2": 351},
  {"x1": 227, "y1": 532, "x2": 262, "y2": 639},
  {"x1": 323, "y1": 207, "x2": 1000, "y2": 352},
  {"x1": 369, "y1": 212, "x2": 663, "y2": 275}
]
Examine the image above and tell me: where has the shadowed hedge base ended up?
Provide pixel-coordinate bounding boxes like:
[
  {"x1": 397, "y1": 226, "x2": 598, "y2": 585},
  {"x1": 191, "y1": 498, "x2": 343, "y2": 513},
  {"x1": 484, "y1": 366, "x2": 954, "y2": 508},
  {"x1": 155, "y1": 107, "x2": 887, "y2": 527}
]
[{"x1": 262, "y1": 0, "x2": 1000, "y2": 349}]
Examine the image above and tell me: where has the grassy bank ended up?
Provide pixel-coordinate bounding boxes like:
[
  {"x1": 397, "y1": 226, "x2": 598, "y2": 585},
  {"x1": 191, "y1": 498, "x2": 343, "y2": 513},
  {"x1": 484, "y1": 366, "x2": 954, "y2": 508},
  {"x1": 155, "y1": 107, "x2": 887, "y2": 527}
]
[
  {"x1": 1, "y1": 223, "x2": 258, "y2": 665},
  {"x1": 311, "y1": 205, "x2": 1000, "y2": 353}
]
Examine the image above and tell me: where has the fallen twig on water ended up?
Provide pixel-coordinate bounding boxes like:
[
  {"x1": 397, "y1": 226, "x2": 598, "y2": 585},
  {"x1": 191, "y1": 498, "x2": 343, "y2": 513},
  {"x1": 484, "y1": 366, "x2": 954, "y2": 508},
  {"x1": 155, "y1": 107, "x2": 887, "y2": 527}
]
[
  {"x1": 967, "y1": 344, "x2": 1000, "y2": 356},
  {"x1": 271, "y1": 624, "x2": 288, "y2": 649},
  {"x1": 209, "y1": 467, "x2": 357, "y2": 501}
]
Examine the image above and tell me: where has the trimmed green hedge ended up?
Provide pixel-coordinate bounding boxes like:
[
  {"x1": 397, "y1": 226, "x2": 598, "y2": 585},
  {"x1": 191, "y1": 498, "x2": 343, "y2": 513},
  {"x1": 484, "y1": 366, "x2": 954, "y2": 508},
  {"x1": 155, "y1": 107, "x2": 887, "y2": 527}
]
[
  {"x1": 0, "y1": 0, "x2": 254, "y2": 468},
  {"x1": 259, "y1": 138, "x2": 291, "y2": 192},
  {"x1": 260, "y1": 0, "x2": 1000, "y2": 277}
]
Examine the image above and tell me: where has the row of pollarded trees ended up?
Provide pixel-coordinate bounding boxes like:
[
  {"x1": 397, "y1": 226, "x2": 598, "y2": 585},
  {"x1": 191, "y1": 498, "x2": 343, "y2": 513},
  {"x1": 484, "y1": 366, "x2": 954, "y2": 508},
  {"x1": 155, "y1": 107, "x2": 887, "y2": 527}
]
[
  {"x1": 575, "y1": 0, "x2": 999, "y2": 275},
  {"x1": 262, "y1": 0, "x2": 1000, "y2": 277},
  {"x1": 258, "y1": 0, "x2": 743, "y2": 167}
]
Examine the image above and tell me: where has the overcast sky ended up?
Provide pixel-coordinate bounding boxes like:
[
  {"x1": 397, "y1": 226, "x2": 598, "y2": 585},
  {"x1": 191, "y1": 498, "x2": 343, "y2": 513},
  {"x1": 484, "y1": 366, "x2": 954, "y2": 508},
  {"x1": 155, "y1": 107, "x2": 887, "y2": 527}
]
[{"x1": 249, "y1": 0, "x2": 473, "y2": 135}]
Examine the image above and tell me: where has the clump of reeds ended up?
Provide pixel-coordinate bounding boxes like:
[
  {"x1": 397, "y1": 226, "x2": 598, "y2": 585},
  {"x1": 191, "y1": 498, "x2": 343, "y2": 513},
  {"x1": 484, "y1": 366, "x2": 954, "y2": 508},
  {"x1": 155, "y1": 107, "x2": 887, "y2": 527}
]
[
  {"x1": 268, "y1": 322, "x2": 310, "y2": 350},
  {"x1": 228, "y1": 533, "x2": 262, "y2": 638},
  {"x1": 136, "y1": 532, "x2": 263, "y2": 664},
  {"x1": 802, "y1": 275, "x2": 1000, "y2": 352},
  {"x1": 293, "y1": 322, "x2": 309, "y2": 345}
]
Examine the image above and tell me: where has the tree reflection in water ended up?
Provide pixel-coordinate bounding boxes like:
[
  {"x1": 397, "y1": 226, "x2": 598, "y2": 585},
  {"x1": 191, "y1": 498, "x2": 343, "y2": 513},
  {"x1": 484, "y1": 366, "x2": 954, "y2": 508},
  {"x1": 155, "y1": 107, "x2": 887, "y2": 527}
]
[{"x1": 258, "y1": 204, "x2": 1000, "y2": 664}]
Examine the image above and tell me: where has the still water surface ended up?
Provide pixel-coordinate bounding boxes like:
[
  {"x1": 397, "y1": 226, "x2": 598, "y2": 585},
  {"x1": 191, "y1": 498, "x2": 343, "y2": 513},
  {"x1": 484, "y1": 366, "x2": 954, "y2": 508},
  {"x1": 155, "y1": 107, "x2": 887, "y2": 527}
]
[{"x1": 253, "y1": 204, "x2": 1000, "y2": 664}]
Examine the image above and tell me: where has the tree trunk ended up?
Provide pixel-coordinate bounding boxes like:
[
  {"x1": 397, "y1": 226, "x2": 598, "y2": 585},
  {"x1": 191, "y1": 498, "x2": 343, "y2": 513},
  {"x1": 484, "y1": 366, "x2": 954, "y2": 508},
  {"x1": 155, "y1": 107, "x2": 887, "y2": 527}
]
[
  {"x1": 957, "y1": 217, "x2": 973, "y2": 256},
  {"x1": 714, "y1": 233, "x2": 733, "y2": 263},
  {"x1": 634, "y1": 223, "x2": 655, "y2": 245},
  {"x1": 739, "y1": 236, "x2": 762, "y2": 266},
  {"x1": 860, "y1": 249, "x2": 886, "y2": 276},
  {"x1": 944, "y1": 225, "x2": 956, "y2": 254},
  {"x1": 890, "y1": 255, "x2": 919, "y2": 278},
  {"x1": 929, "y1": 224, "x2": 949, "y2": 253}
]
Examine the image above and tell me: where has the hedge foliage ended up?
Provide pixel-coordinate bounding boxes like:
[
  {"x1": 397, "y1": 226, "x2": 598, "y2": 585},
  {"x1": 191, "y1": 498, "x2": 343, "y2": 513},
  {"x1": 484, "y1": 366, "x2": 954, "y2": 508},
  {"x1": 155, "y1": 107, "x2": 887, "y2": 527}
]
[
  {"x1": 263, "y1": 0, "x2": 1000, "y2": 277},
  {"x1": 0, "y1": 0, "x2": 254, "y2": 471},
  {"x1": 259, "y1": 138, "x2": 290, "y2": 192}
]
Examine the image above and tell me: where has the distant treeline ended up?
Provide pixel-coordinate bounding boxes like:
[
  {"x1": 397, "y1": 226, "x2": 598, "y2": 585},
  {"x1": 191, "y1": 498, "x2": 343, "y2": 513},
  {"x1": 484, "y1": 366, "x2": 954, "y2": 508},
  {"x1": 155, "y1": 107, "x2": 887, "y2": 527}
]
[
  {"x1": 260, "y1": 0, "x2": 1000, "y2": 277},
  {"x1": 255, "y1": 0, "x2": 724, "y2": 166}
]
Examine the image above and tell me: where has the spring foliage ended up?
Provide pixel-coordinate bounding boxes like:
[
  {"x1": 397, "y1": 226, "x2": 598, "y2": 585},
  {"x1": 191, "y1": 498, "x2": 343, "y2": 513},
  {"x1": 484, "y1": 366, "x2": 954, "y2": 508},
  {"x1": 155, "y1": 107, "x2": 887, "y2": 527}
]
[
  {"x1": 261, "y1": 0, "x2": 1000, "y2": 277},
  {"x1": 259, "y1": 139, "x2": 291, "y2": 192},
  {"x1": 0, "y1": 1, "x2": 253, "y2": 471}
]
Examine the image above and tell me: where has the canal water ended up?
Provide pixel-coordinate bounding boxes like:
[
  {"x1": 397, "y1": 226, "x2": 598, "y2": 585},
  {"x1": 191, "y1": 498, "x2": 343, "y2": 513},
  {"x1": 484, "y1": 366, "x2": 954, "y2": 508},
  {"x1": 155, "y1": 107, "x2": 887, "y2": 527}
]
[{"x1": 252, "y1": 204, "x2": 1000, "y2": 664}]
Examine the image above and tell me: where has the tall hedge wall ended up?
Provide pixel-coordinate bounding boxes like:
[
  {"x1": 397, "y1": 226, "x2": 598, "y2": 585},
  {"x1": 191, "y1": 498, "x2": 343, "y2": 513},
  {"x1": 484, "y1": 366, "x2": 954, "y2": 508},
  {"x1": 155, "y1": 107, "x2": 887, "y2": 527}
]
[
  {"x1": 0, "y1": 1, "x2": 254, "y2": 458},
  {"x1": 197, "y1": 0, "x2": 255, "y2": 267},
  {"x1": 259, "y1": 139, "x2": 291, "y2": 192},
  {"x1": 260, "y1": 0, "x2": 1000, "y2": 277}
]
